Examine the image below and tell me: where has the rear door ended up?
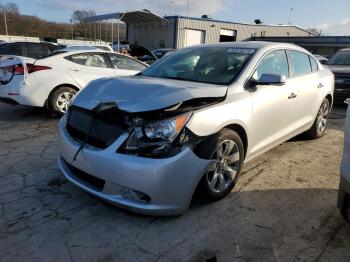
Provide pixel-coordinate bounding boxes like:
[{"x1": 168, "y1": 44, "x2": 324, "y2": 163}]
[
  {"x1": 287, "y1": 50, "x2": 323, "y2": 129},
  {"x1": 107, "y1": 53, "x2": 147, "y2": 76},
  {"x1": 250, "y1": 49, "x2": 298, "y2": 156},
  {"x1": 65, "y1": 52, "x2": 116, "y2": 88}
]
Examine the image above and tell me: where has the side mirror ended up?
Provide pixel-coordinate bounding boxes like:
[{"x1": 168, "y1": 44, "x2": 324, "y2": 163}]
[{"x1": 252, "y1": 73, "x2": 286, "y2": 86}]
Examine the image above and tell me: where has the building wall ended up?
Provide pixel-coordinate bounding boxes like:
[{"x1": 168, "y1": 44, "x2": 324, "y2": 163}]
[
  {"x1": 127, "y1": 17, "x2": 314, "y2": 50},
  {"x1": 175, "y1": 17, "x2": 314, "y2": 49},
  {"x1": 127, "y1": 20, "x2": 175, "y2": 50}
]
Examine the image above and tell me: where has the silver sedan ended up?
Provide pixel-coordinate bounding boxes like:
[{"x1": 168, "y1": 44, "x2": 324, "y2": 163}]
[{"x1": 57, "y1": 41, "x2": 334, "y2": 216}]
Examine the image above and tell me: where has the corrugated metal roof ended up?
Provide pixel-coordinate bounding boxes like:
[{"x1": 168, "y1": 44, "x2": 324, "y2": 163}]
[{"x1": 85, "y1": 10, "x2": 167, "y2": 24}]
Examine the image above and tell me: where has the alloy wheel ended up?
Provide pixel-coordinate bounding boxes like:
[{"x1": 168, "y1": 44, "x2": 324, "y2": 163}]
[
  {"x1": 317, "y1": 100, "x2": 329, "y2": 135},
  {"x1": 207, "y1": 139, "x2": 240, "y2": 193},
  {"x1": 56, "y1": 91, "x2": 74, "y2": 114}
]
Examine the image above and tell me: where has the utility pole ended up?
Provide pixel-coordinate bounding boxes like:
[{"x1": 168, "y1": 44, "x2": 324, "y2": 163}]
[
  {"x1": 69, "y1": 19, "x2": 73, "y2": 40},
  {"x1": 99, "y1": 21, "x2": 101, "y2": 43},
  {"x1": 171, "y1": 0, "x2": 175, "y2": 16},
  {"x1": 289, "y1": 8, "x2": 294, "y2": 25},
  {"x1": 3, "y1": 8, "x2": 8, "y2": 36},
  {"x1": 184, "y1": 0, "x2": 190, "y2": 47},
  {"x1": 111, "y1": 21, "x2": 114, "y2": 46}
]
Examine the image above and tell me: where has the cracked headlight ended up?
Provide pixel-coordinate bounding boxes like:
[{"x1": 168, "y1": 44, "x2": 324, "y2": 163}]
[
  {"x1": 118, "y1": 112, "x2": 193, "y2": 158},
  {"x1": 143, "y1": 113, "x2": 191, "y2": 142}
]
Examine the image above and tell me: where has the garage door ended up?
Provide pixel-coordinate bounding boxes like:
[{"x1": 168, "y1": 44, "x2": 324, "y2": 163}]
[
  {"x1": 185, "y1": 29, "x2": 205, "y2": 47},
  {"x1": 220, "y1": 29, "x2": 237, "y2": 42}
]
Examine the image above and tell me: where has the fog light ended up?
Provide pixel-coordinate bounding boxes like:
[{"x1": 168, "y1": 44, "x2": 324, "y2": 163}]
[{"x1": 121, "y1": 188, "x2": 151, "y2": 203}]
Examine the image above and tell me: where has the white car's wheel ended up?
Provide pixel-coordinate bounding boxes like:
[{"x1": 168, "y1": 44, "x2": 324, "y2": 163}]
[
  {"x1": 306, "y1": 98, "x2": 330, "y2": 139},
  {"x1": 49, "y1": 86, "x2": 77, "y2": 116}
]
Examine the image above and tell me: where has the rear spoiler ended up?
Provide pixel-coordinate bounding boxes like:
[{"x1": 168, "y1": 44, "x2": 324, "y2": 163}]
[{"x1": 0, "y1": 55, "x2": 29, "y2": 85}]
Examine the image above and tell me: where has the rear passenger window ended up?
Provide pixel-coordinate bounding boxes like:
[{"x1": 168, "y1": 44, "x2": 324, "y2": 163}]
[
  {"x1": 309, "y1": 56, "x2": 318, "y2": 72},
  {"x1": 66, "y1": 53, "x2": 108, "y2": 68},
  {"x1": 288, "y1": 50, "x2": 312, "y2": 77},
  {"x1": 0, "y1": 43, "x2": 22, "y2": 56},
  {"x1": 256, "y1": 50, "x2": 289, "y2": 79}
]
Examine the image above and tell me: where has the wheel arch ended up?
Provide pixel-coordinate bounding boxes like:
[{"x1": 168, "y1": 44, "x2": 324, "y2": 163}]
[
  {"x1": 45, "y1": 83, "x2": 80, "y2": 108},
  {"x1": 325, "y1": 93, "x2": 333, "y2": 108},
  {"x1": 223, "y1": 124, "x2": 248, "y2": 158}
]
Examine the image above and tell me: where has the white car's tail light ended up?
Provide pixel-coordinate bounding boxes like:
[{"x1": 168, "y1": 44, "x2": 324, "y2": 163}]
[{"x1": 13, "y1": 63, "x2": 52, "y2": 75}]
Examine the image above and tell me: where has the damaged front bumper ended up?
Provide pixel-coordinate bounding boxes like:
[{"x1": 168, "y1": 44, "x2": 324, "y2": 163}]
[{"x1": 57, "y1": 118, "x2": 212, "y2": 216}]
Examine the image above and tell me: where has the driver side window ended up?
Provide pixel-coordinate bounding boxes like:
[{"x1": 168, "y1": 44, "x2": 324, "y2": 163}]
[{"x1": 256, "y1": 50, "x2": 289, "y2": 79}]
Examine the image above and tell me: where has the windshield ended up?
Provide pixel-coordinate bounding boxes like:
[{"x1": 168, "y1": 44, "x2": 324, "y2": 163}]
[
  {"x1": 327, "y1": 51, "x2": 350, "y2": 66},
  {"x1": 141, "y1": 46, "x2": 256, "y2": 85}
]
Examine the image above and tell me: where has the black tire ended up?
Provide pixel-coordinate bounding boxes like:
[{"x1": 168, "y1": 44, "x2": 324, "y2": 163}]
[
  {"x1": 48, "y1": 86, "x2": 77, "y2": 116},
  {"x1": 306, "y1": 98, "x2": 330, "y2": 139},
  {"x1": 196, "y1": 128, "x2": 245, "y2": 201}
]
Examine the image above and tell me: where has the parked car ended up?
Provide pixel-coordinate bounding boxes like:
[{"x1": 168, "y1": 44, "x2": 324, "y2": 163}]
[
  {"x1": 57, "y1": 42, "x2": 334, "y2": 216},
  {"x1": 339, "y1": 99, "x2": 350, "y2": 222},
  {"x1": 130, "y1": 44, "x2": 158, "y2": 64},
  {"x1": 326, "y1": 48, "x2": 350, "y2": 104},
  {"x1": 0, "y1": 50, "x2": 147, "y2": 115},
  {"x1": 112, "y1": 41, "x2": 130, "y2": 52},
  {"x1": 152, "y1": 48, "x2": 176, "y2": 59},
  {"x1": 314, "y1": 54, "x2": 328, "y2": 64},
  {"x1": 62, "y1": 44, "x2": 114, "y2": 52},
  {"x1": 0, "y1": 41, "x2": 65, "y2": 59}
]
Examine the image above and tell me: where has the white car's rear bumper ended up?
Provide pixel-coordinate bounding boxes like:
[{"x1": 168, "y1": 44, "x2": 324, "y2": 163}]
[{"x1": 0, "y1": 77, "x2": 45, "y2": 107}]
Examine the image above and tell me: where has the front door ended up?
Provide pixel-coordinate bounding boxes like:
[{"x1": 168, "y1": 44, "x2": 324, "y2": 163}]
[{"x1": 250, "y1": 49, "x2": 297, "y2": 157}]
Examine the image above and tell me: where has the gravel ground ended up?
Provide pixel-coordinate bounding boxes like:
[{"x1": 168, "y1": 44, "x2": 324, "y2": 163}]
[{"x1": 0, "y1": 102, "x2": 349, "y2": 262}]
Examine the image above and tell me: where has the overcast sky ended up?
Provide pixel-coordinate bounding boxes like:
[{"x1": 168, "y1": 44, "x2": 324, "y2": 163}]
[{"x1": 11, "y1": 0, "x2": 350, "y2": 35}]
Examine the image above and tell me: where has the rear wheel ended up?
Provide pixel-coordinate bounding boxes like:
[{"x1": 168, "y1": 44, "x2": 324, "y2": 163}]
[
  {"x1": 197, "y1": 129, "x2": 245, "y2": 201},
  {"x1": 306, "y1": 98, "x2": 330, "y2": 139},
  {"x1": 48, "y1": 86, "x2": 77, "y2": 116}
]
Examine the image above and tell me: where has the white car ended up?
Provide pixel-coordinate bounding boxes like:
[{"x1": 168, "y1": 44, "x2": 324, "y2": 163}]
[{"x1": 0, "y1": 50, "x2": 147, "y2": 115}]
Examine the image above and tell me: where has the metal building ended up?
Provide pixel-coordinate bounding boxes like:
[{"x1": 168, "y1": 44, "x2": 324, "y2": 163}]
[{"x1": 127, "y1": 15, "x2": 315, "y2": 50}]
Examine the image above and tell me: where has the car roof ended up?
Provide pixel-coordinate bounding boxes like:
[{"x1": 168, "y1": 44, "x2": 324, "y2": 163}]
[
  {"x1": 46, "y1": 49, "x2": 148, "y2": 65},
  {"x1": 186, "y1": 41, "x2": 307, "y2": 52},
  {"x1": 67, "y1": 44, "x2": 110, "y2": 47}
]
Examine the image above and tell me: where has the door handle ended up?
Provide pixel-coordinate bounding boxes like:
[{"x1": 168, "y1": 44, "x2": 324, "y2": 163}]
[
  {"x1": 318, "y1": 83, "x2": 324, "y2": 89},
  {"x1": 288, "y1": 92, "x2": 297, "y2": 99},
  {"x1": 70, "y1": 69, "x2": 79, "y2": 72}
]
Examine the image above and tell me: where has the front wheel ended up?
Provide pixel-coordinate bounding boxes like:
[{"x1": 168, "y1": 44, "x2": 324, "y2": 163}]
[
  {"x1": 196, "y1": 129, "x2": 245, "y2": 201},
  {"x1": 306, "y1": 98, "x2": 330, "y2": 139},
  {"x1": 48, "y1": 86, "x2": 77, "y2": 116}
]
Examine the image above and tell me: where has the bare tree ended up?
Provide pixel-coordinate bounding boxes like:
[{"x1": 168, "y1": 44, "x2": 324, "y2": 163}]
[
  {"x1": 71, "y1": 10, "x2": 96, "y2": 39},
  {"x1": 0, "y1": 2, "x2": 19, "y2": 13},
  {"x1": 307, "y1": 28, "x2": 322, "y2": 36}
]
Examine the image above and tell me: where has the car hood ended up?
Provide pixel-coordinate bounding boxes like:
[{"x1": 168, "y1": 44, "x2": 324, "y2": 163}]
[
  {"x1": 72, "y1": 76, "x2": 227, "y2": 113},
  {"x1": 325, "y1": 65, "x2": 350, "y2": 74}
]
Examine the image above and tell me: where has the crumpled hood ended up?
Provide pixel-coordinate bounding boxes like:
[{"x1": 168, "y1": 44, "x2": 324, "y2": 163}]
[
  {"x1": 72, "y1": 76, "x2": 227, "y2": 112},
  {"x1": 325, "y1": 65, "x2": 350, "y2": 74}
]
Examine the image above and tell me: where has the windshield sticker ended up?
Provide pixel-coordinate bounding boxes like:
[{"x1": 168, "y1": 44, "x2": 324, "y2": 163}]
[{"x1": 227, "y1": 48, "x2": 255, "y2": 54}]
